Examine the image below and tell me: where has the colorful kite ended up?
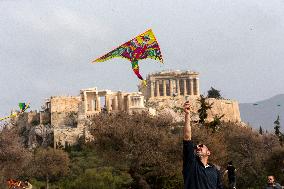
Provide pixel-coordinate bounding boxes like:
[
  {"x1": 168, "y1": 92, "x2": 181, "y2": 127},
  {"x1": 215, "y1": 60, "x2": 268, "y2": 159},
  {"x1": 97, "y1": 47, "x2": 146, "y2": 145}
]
[
  {"x1": 92, "y1": 29, "x2": 163, "y2": 86},
  {"x1": 0, "y1": 102, "x2": 30, "y2": 121},
  {"x1": 19, "y1": 102, "x2": 29, "y2": 112}
]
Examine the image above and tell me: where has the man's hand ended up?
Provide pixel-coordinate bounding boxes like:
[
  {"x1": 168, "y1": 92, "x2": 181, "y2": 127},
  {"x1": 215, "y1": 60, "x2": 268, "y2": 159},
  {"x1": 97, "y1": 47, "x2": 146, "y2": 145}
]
[
  {"x1": 183, "y1": 101, "x2": 192, "y2": 140},
  {"x1": 183, "y1": 101, "x2": 191, "y2": 115}
]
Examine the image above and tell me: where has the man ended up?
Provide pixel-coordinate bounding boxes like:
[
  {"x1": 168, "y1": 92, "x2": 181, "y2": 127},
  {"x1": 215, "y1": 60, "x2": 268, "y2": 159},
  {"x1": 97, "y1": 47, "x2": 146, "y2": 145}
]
[
  {"x1": 183, "y1": 101, "x2": 223, "y2": 189},
  {"x1": 264, "y1": 175, "x2": 282, "y2": 189},
  {"x1": 224, "y1": 161, "x2": 236, "y2": 189}
]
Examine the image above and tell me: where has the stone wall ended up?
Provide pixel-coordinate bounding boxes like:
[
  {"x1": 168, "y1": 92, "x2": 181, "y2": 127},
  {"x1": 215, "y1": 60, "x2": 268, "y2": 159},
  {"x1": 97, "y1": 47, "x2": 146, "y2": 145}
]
[
  {"x1": 147, "y1": 97, "x2": 241, "y2": 123},
  {"x1": 40, "y1": 112, "x2": 51, "y2": 125},
  {"x1": 49, "y1": 96, "x2": 81, "y2": 148},
  {"x1": 50, "y1": 96, "x2": 80, "y2": 128},
  {"x1": 206, "y1": 98, "x2": 241, "y2": 122}
]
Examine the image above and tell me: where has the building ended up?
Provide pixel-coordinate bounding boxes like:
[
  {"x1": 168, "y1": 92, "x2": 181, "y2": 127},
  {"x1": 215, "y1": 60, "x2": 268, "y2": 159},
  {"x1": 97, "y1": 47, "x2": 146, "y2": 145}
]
[
  {"x1": 140, "y1": 70, "x2": 200, "y2": 100},
  {"x1": 139, "y1": 70, "x2": 241, "y2": 123},
  {"x1": 43, "y1": 87, "x2": 146, "y2": 148}
]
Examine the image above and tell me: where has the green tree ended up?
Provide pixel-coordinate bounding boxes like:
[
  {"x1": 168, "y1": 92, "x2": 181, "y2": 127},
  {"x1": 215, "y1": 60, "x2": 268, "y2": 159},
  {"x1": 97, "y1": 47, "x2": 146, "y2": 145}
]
[
  {"x1": 197, "y1": 95, "x2": 213, "y2": 125},
  {"x1": 259, "y1": 126, "x2": 263, "y2": 135},
  {"x1": 64, "y1": 167, "x2": 132, "y2": 189},
  {"x1": 31, "y1": 147, "x2": 70, "y2": 189},
  {"x1": 274, "y1": 115, "x2": 284, "y2": 146},
  {"x1": 208, "y1": 114, "x2": 224, "y2": 133},
  {"x1": 207, "y1": 87, "x2": 222, "y2": 99},
  {"x1": 274, "y1": 115, "x2": 281, "y2": 136}
]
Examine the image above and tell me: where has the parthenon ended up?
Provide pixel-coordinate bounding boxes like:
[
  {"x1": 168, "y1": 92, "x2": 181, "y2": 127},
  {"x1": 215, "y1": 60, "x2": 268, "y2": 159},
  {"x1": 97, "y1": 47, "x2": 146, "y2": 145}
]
[{"x1": 140, "y1": 70, "x2": 200, "y2": 100}]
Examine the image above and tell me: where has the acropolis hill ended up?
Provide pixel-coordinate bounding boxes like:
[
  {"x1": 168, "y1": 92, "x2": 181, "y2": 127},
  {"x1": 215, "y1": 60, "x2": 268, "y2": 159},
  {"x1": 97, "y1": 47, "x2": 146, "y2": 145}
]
[{"x1": 13, "y1": 70, "x2": 241, "y2": 148}]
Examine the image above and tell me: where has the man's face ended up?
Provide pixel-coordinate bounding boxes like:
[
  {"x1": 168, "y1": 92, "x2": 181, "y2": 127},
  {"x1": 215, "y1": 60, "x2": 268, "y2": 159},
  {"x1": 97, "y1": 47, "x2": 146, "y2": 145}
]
[
  {"x1": 195, "y1": 144, "x2": 210, "y2": 157},
  {"x1": 267, "y1": 176, "x2": 275, "y2": 185}
]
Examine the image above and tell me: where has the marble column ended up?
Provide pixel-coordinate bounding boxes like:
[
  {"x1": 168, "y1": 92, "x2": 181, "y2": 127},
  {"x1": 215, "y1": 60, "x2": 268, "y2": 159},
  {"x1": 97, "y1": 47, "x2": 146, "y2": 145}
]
[
  {"x1": 176, "y1": 79, "x2": 180, "y2": 96},
  {"x1": 183, "y1": 79, "x2": 187, "y2": 95},
  {"x1": 163, "y1": 80, "x2": 167, "y2": 96},
  {"x1": 84, "y1": 92, "x2": 88, "y2": 113},
  {"x1": 117, "y1": 92, "x2": 123, "y2": 111},
  {"x1": 195, "y1": 78, "x2": 200, "y2": 96},
  {"x1": 150, "y1": 81, "x2": 154, "y2": 98},
  {"x1": 105, "y1": 95, "x2": 111, "y2": 112},
  {"x1": 140, "y1": 96, "x2": 145, "y2": 107},
  {"x1": 169, "y1": 79, "x2": 173, "y2": 96},
  {"x1": 95, "y1": 95, "x2": 100, "y2": 111},
  {"x1": 126, "y1": 95, "x2": 131, "y2": 113},
  {"x1": 190, "y1": 78, "x2": 194, "y2": 95},
  {"x1": 156, "y1": 81, "x2": 160, "y2": 97}
]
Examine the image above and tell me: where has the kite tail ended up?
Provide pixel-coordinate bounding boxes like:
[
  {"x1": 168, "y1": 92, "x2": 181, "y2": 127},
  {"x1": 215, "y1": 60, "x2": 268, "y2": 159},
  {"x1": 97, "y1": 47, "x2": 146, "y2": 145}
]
[
  {"x1": 131, "y1": 60, "x2": 147, "y2": 87},
  {"x1": 131, "y1": 60, "x2": 143, "y2": 79},
  {"x1": 0, "y1": 113, "x2": 17, "y2": 121},
  {"x1": 141, "y1": 80, "x2": 147, "y2": 86}
]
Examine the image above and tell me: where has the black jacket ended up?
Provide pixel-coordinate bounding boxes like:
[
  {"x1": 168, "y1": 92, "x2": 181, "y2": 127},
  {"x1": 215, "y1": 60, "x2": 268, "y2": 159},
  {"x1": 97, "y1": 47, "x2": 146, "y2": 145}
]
[{"x1": 183, "y1": 140, "x2": 223, "y2": 189}]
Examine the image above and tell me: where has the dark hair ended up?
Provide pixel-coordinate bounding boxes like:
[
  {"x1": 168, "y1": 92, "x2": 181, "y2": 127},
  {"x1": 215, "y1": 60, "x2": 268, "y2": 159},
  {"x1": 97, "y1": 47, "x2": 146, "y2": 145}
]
[{"x1": 228, "y1": 161, "x2": 233, "y2": 165}]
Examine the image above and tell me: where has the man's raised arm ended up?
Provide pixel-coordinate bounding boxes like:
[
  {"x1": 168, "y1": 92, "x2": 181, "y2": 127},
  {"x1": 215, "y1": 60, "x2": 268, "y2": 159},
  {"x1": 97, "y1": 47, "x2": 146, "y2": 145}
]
[{"x1": 183, "y1": 101, "x2": 191, "y2": 141}]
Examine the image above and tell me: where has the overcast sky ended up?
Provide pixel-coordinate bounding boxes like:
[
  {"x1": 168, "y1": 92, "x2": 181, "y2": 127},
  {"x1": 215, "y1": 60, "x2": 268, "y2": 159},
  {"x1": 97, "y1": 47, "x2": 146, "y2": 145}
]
[{"x1": 1, "y1": 0, "x2": 284, "y2": 116}]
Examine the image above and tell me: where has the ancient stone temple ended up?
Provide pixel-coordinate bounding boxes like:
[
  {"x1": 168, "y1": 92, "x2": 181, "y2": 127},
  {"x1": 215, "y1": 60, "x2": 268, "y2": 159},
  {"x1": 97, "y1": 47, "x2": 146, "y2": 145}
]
[
  {"x1": 43, "y1": 87, "x2": 146, "y2": 148},
  {"x1": 139, "y1": 70, "x2": 200, "y2": 100},
  {"x1": 80, "y1": 87, "x2": 145, "y2": 118},
  {"x1": 139, "y1": 70, "x2": 241, "y2": 123}
]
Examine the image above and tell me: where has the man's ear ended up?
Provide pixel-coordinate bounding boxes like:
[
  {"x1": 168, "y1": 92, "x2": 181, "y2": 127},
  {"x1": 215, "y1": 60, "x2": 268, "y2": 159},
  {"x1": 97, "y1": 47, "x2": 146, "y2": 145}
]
[{"x1": 207, "y1": 150, "x2": 211, "y2": 156}]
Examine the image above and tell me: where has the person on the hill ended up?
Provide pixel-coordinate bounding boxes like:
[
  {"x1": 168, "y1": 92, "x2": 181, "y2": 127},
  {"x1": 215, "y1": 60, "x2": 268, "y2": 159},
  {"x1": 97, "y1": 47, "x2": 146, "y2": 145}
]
[
  {"x1": 183, "y1": 101, "x2": 223, "y2": 189},
  {"x1": 264, "y1": 175, "x2": 282, "y2": 189},
  {"x1": 224, "y1": 161, "x2": 236, "y2": 189}
]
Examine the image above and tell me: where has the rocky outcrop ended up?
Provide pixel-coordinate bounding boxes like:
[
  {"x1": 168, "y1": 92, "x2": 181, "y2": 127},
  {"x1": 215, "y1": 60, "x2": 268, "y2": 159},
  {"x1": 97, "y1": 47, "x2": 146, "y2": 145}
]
[
  {"x1": 148, "y1": 97, "x2": 241, "y2": 123},
  {"x1": 28, "y1": 123, "x2": 53, "y2": 148}
]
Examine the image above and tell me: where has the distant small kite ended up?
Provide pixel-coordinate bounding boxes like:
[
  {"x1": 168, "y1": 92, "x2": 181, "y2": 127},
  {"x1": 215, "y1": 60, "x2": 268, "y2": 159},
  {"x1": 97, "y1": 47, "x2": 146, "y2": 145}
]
[
  {"x1": 92, "y1": 29, "x2": 163, "y2": 86},
  {"x1": 19, "y1": 102, "x2": 29, "y2": 112},
  {"x1": 0, "y1": 102, "x2": 30, "y2": 121}
]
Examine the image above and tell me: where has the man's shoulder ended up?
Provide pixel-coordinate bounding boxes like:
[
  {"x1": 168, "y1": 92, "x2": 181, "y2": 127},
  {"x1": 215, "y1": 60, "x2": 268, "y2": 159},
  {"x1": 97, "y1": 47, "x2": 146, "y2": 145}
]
[
  {"x1": 209, "y1": 163, "x2": 220, "y2": 170},
  {"x1": 275, "y1": 183, "x2": 282, "y2": 188},
  {"x1": 264, "y1": 183, "x2": 282, "y2": 189},
  {"x1": 183, "y1": 140, "x2": 195, "y2": 147}
]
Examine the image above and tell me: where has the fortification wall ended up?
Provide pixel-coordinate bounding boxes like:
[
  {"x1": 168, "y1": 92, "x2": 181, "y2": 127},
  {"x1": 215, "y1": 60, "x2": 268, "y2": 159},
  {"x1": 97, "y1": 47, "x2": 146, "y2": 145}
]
[
  {"x1": 206, "y1": 98, "x2": 241, "y2": 122},
  {"x1": 50, "y1": 96, "x2": 80, "y2": 113},
  {"x1": 49, "y1": 96, "x2": 82, "y2": 147},
  {"x1": 148, "y1": 97, "x2": 241, "y2": 123},
  {"x1": 50, "y1": 96, "x2": 80, "y2": 128}
]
